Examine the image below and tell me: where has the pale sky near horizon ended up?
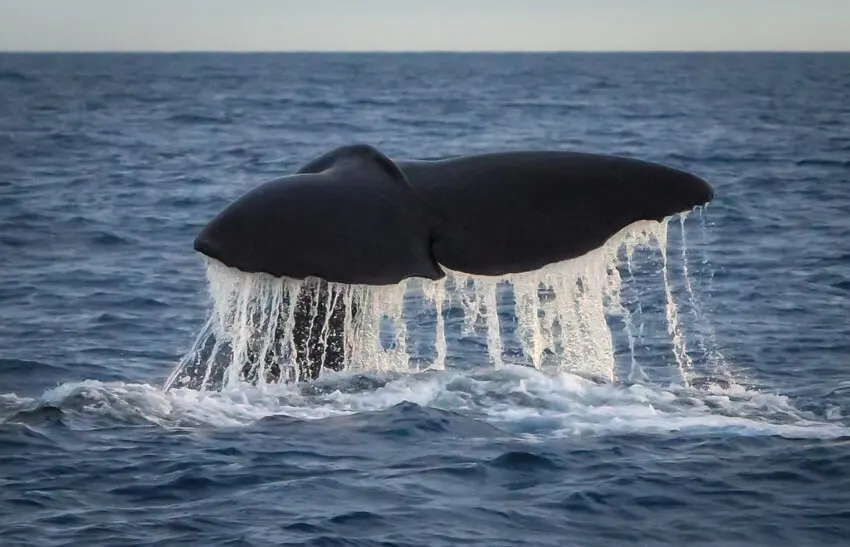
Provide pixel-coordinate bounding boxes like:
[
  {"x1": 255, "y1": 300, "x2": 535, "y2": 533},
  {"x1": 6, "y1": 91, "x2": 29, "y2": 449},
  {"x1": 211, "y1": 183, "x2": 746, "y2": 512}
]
[{"x1": 1, "y1": 0, "x2": 848, "y2": 52}]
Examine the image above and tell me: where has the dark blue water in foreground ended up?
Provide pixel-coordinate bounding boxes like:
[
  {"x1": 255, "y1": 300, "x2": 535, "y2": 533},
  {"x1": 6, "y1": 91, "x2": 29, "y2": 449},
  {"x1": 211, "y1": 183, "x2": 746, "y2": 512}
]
[{"x1": 1, "y1": 53, "x2": 849, "y2": 546}]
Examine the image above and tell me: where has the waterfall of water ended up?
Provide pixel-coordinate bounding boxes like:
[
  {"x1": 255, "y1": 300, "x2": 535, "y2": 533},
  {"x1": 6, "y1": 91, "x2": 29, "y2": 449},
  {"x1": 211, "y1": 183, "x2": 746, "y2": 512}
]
[{"x1": 165, "y1": 217, "x2": 707, "y2": 392}]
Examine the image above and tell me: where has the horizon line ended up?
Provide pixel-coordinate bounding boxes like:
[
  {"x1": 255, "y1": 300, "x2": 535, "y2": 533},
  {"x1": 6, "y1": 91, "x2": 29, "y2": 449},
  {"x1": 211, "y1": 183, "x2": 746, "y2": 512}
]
[{"x1": 2, "y1": 49, "x2": 849, "y2": 55}]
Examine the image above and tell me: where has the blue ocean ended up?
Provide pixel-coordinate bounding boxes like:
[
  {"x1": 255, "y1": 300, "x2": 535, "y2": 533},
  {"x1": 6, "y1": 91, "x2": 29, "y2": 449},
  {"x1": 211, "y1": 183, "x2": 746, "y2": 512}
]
[{"x1": 1, "y1": 53, "x2": 848, "y2": 546}]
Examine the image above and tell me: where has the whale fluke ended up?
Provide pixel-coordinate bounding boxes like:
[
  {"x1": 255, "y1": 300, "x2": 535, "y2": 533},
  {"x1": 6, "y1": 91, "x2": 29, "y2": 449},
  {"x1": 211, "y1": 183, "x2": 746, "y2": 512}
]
[
  {"x1": 195, "y1": 145, "x2": 714, "y2": 283},
  {"x1": 191, "y1": 144, "x2": 715, "y2": 383}
]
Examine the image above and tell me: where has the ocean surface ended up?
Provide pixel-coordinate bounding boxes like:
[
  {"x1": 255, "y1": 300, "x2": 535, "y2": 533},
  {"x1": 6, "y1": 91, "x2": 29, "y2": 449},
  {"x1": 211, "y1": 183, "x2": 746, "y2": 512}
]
[{"x1": 1, "y1": 52, "x2": 849, "y2": 546}]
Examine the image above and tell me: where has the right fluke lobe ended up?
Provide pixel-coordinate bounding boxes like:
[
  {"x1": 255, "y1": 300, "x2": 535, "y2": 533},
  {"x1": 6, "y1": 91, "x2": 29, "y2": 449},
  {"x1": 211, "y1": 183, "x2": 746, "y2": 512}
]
[{"x1": 398, "y1": 150, "x2": 714, "y2": 276}]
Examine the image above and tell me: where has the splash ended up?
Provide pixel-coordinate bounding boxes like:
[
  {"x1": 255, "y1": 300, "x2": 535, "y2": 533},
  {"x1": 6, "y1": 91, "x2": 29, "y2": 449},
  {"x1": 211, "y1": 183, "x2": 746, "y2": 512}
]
[
  {"x1": 7, "y1": 369, "x2": 848, "y2": 440},
  {"x1": 165, "y1": 217, "x2": 711, "y2": 392}
]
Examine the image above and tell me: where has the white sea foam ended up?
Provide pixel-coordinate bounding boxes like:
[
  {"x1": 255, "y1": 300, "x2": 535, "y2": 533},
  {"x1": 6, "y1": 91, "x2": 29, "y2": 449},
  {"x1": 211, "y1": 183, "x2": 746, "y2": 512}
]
[{"x1": 5, "y1": 369, "x2": 846, "y2": 441}]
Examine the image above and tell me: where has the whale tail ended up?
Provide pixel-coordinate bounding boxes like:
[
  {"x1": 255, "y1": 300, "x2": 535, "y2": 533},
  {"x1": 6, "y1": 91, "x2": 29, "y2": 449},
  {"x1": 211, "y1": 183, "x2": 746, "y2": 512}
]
[{"x1": 193, "y1": 144, "x2": 715, "y2": 382}]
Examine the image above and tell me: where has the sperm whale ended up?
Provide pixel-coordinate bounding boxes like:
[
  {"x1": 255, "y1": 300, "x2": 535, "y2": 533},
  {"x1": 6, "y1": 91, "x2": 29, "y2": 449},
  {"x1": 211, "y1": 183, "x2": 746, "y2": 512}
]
[{"x1": 193, "y1": 144, "x2": 714, "y2": 381}]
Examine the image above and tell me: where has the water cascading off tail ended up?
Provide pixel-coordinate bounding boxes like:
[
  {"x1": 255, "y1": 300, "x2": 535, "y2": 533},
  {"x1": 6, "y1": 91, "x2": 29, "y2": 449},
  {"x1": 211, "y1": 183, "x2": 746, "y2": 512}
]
[{"x1": 164, "y1": 218, "x2": 699, "y2": 392}]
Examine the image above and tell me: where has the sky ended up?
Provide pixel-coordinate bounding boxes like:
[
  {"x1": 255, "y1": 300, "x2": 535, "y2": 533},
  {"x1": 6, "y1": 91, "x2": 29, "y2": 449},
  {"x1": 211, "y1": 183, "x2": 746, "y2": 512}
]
[{"x1": 1, "y1": 0, "x2": 848, "y2": 52}]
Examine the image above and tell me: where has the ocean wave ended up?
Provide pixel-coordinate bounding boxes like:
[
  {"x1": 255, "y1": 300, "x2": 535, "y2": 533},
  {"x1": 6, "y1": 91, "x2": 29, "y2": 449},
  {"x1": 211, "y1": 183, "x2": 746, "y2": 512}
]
[
  {"x1": 0, "y1": 69, "x2": 34, "y2": 82},
  {"x1": 1, "y1": 368, "x2": 845, "y2": 442},
  {"x1": 166, "y1": 113, "x2": 233, "y2": 125},
  {"x1": 795, "y1": 158, "x2": 850, "y2": 168}
]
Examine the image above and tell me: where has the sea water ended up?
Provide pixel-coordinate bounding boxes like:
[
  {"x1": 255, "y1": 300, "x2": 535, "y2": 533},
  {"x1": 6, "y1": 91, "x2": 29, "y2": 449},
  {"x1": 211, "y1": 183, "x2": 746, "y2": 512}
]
[{"x1": 2, "y1": 52, "x2": 848, "y2": 546}]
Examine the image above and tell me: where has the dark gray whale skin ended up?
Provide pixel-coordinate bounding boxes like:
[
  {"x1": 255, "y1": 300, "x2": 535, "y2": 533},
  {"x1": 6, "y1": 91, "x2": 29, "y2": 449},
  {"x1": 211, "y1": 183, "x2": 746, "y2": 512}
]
[
  {"x1": 398, "y1": 150, "x2": 712, "y2": 276},
  {"x1": 194, "y1": 145, "x2": 442, "y2": 286},
  {"x1": 195, "y1": 144, "x2": 713, "y2": 284},
  {"x1": 193, "y1": 144, "x2": 714, "y2": 382}
]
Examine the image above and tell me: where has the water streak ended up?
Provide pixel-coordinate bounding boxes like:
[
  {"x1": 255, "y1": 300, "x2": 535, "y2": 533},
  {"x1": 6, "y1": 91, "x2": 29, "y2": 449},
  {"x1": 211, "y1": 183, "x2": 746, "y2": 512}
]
[{"x1": 165, "y1": 218, "x2": 700, "y2": 391}]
